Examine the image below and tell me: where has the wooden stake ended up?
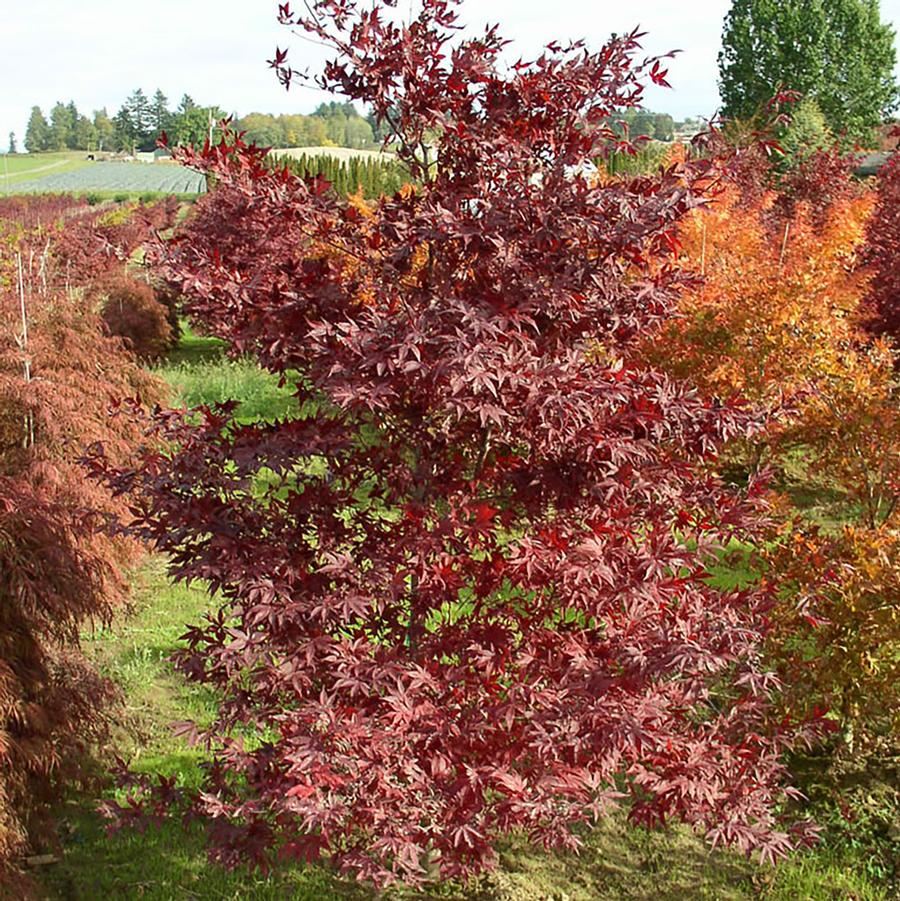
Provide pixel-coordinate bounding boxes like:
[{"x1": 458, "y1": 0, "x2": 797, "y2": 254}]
[
  {"x1": 15, "y1": 252, "x2": 34, "y2": 449},
  {"x1": 700, "y1": 220, "x2": 707, "y2": 276},
  {"x1": 37, "y1": 237, "x2": 50, "y2": 296},
  {"x1": 778, "y1": 221, "x2": 791, "y2": 272}
]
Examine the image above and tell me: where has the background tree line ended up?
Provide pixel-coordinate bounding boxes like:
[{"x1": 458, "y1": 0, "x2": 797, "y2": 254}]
[
  {"x1": 606, "y1": 107, "x2": 677, "y2": 141},
  {"x1": 238, "y1": 102, "x2": 377, "y2": 149},
  {"x1": 23, "y1": 94, "x2": 379, "y2": 154},
  {"x1": 24, "y1": 91, "x2": 221, "y2": 154},
  {"x1": 20, "y1": 94, "x2": 684, "y2": 158}
]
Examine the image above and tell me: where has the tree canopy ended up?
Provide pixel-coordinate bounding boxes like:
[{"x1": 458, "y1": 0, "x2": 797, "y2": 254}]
[
  {"x1": 24, "y1": 107, "x2": 50, "y2": 152},
  {"x1": 235, "y1": 104, "x2": 376, "y2": 149},
  {"x1": 93, "y1": 0, "x2": 824, "y2": 886},
  {"x1": 718, "y1": 0, "x2": 898, "y2": 144},
  {"x1": 19, "y1": 93, "x2": 378, "y2": 154}
]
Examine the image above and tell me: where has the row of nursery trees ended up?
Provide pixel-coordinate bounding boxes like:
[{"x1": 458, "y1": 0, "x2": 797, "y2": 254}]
[
  {"x1": 2, "y1": 0, "x2": 900, "y2": 890},
  {"x1": 270, "y1": 150, "x2": 410, "y2": 198},
  {"x1": 0, "y1": 192, "x2": 183, "y2": 890}
]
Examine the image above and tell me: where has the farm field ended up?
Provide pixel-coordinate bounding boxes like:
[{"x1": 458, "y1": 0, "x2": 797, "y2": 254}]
[
  {"x1": 10, "y1": 160, "x2": 206, "y2": 195},
  {"x1": 3, "y1": 149, "x2": 390, "y2": 198},
  {"x1": 272, "y1": 144, "x2": 396, "y2": 163}
]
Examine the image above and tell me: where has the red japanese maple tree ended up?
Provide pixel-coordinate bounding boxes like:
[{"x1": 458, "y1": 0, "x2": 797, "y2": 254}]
[
  {"x1": 864, "y1": 137, "x2": 900, "y2": 342},
  {"x1": 94, "y1": 0, "x2": 821, "y2": 886}
]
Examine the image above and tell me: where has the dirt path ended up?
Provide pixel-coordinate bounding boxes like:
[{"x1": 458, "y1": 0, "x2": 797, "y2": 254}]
[
  {"x1": 8, "y1": 158, "x2": 70, "y2": 177},
  {"x1": 2, "y1": 159, "x2": 75, "y2": 187}
]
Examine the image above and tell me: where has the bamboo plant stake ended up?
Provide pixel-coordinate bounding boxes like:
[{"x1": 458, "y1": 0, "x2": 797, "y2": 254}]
[
  {"x1": 15, "y1": 251, "x2": 34, "y2": 449},
  {"x1": 778, "y1": 220, "x2": 791, "y2": 272}
]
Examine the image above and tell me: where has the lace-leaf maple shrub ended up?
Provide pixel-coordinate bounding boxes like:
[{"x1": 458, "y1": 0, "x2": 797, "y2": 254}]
[
  {"x1": 91, "y1": 0, "x2": 823, "y2": 887},
  {"x1": 0, "y1": 197, "x2": 168, "y2": 883}
]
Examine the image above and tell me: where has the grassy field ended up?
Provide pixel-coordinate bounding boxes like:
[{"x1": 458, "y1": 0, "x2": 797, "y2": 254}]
[
  {"x1": 272, "y1": 145, "x2": 396, "y2": 163},
  {"x1": 158, "y1": 327, "x2": 297, "y2": 421},
  {"x1": 0, "y1": 152, "x2": 91, "y2": 189},
  {"x1": 31, "y1": 328, "x2": 892, "y2": 901}
]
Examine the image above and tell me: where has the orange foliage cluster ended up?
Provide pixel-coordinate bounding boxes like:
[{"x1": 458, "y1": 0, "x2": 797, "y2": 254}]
[
  {"x1": 644, "y1": 173, "x2": 900, "y2": 748},
  {"x1": 768, "y1": 520, "x2": 900, "y2": 744},
  {"x1": 0, "y1": 199, "x2": 167, "y2": 876},
  {"x1": 331, "y1": 187, "x2": 428, "y2": 306},
  {"x1": 646, "y1": 186, "x2": 875, "y2": 417}
]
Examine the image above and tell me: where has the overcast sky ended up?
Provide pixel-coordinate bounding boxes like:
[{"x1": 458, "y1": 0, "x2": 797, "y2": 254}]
[{"x1": 3, "y1": 0, "x2": 900, "y2": 148}]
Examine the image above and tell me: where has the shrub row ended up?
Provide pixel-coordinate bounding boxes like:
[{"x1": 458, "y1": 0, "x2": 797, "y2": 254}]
[{"x1": 0, "y1": 194, "x2": 172, "y2": 882}]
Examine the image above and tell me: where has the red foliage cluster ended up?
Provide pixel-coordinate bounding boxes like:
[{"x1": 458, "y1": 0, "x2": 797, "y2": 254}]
[
  {"x1": 30, "y1": 197, "x2": 184, "y2": 361},
  {"x1": 91, "y1": 273, "x2": 175, "y2": 361},
  {"x1": 0, "y1": 195, "x2": 92, "y2": 231},
  {"x1": 774, "y1": 146, "x2": 861, "y2": 226},
  {"x1": 0, "y1": 208, "x2": 167, "y2": 877},
  {"x1": 92, "y1": 0, "x2": 823, "y2": 887},
  {"x1": 51, "y1": 198, "x2": 179, "y2": 286},
  {"x1": 696, "y1": 106, "x2": 789, "y2": 212},
  {"x1": 0, "y1": 196, "x2": 93, "y2": 294},
  {"x1": 864, "y1": 148, "x2": 900, "y2": 342},
  {"x1": 694, "y1": 100, "x2": 861, "y2": 234}
]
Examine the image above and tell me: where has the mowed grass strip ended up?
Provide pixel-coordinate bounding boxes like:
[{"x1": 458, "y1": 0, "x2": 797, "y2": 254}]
[
  {"x1": 155, "y1": 326, "x2": 298, "y2": 422},
  {"x1": 34, "y1": 327, "x2": 892, "y2": 900},
  {"x1": 0, "y1": 151, "x2": 92, "y2": 187}
]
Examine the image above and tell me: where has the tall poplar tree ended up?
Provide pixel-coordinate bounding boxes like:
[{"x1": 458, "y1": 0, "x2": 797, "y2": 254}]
[
  {"x1": 93, "y1": 109, "x2": 115, "y2": 151},
  {"x1": 113, "y1": 105, "x2": 137, "y2": 153},
  {"x1": 65, "y1": 101, "x2": 80, "y2": 149},
  {"x1": 72, "y1": 115, "x2": 97, "y2": 151},
  {"x1": 719, "y1": 0, "x2": 898, "y2": 144},
  {"x1": 25, "y1": 107, "x2": 50, "y2": 152}
]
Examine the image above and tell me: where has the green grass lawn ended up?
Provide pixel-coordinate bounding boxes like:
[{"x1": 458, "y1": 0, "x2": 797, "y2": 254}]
[
  {"x1": 154, "y1": 326, "x2": 298, "y2": 422},
  {"x1": 0, "y1": 152, "x2": 91, "y2": 188},
  {"x1": 32, "y1": 327, "x2": 893, "y2": 901}
]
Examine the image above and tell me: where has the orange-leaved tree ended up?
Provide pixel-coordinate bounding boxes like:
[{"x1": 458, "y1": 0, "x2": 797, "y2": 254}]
[
  {"x1": 643, "y1": 170, "x2": 900, "y2": 749},
  {"x1": 643, "y1": 184, "x2": 875, "y2": 439}
]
